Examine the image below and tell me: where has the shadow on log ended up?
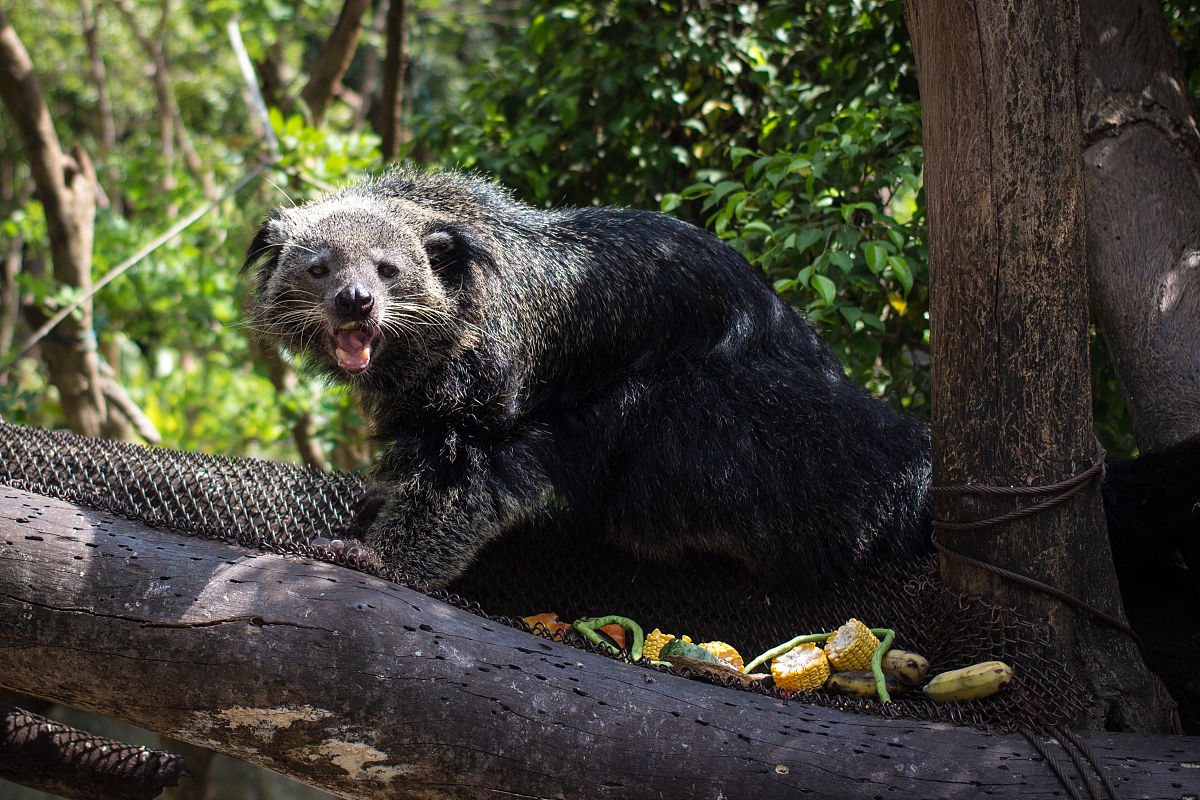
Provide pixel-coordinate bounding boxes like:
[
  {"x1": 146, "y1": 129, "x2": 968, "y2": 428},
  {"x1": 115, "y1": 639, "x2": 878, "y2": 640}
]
[{"x1": 1, "y1": 487, "x2": 1198, "y2": 799}]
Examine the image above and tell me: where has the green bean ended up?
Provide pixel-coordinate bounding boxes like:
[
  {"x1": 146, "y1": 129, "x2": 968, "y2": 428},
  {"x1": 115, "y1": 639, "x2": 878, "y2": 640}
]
[
  {"x1": 742, "y1": 632, "x2": 833, "y2": 674},
  {"x1": 869, "y1": 628, "x2": 896, "y2": 704},
  {"x1": 573, "y1": 615, "x2": 645, "y2": 661}
]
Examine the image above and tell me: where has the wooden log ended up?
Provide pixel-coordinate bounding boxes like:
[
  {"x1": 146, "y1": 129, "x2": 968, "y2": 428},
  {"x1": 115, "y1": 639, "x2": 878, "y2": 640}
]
[{"x1": 0, "y1": 487, "x2": 1197, "y2": 799}]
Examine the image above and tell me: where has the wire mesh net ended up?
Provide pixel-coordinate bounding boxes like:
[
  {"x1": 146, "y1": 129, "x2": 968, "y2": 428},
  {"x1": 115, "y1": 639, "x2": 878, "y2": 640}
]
[
  {"x1": 0, "y1": 421, "x2": 1095, "y2": 732},
  {"x1": 0, "y1": 701, "x2": 186, "y2": 797}
]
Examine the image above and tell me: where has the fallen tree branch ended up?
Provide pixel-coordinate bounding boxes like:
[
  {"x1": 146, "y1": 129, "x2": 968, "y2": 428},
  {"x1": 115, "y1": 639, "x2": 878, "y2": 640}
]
[
  {"x1": 97, "y1": 360, "x2": 161, "y2": 444},
  {"x1": 0, "y1": 487, "x2": 1197, "y2": 799}
]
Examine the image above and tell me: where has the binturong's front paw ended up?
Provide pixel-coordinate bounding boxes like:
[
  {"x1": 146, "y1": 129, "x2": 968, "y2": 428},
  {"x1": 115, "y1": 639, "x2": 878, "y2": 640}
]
[{"x1": 309, "y1": 536, "x2": 388, "y2": 574}]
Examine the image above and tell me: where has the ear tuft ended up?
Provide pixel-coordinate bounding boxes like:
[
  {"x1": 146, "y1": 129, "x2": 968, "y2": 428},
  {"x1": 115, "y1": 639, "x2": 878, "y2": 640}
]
[
  {"x1": 242, "y1": 210, "x2": 289, "y2": 277},
  {"x1": 422, "y1": 223, "x2": 492, "y2": 276},
  {"x1": 422, "y1": 230, "x2": 455, "y2": 258}
]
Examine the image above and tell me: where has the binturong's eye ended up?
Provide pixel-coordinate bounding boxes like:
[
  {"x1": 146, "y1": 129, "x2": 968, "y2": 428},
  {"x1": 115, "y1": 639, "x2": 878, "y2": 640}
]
[
  {"x1": 308, "y1": 262, "x2": 330, "y2": 278},
  {"x1": 377, "y1": 261, "x2": 399, "y2": 279}
]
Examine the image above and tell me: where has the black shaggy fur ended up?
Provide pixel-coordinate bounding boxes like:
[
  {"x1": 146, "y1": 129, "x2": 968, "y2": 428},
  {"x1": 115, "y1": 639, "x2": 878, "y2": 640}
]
[{"x1": 243, "y1": 168, "x2": 1197, "y2": 588}]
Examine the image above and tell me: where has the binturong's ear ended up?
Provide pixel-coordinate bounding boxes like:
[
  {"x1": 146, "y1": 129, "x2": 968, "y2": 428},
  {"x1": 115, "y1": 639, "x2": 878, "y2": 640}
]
[
  {"x1": 241, "y1": 209, "x2": 291, "y2": 281},
  {"x1": 422, "y1": 222, "x2": 495, "y2": 278}
]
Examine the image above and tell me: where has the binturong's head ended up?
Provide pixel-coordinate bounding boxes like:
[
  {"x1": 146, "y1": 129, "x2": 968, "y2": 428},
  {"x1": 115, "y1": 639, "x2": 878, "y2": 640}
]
[{"x1": 242, "y1": 188, "x2": 484, "y2": 394}]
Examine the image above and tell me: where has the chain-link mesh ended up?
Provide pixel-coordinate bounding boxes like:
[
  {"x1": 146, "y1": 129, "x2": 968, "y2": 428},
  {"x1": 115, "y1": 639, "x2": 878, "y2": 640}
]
[
  {"x1": 0, "y1": 702, "x2": 186, "y2": 800},
  {"x1": 0, "y1": 421, "x2": 1095, "y2": 732}
]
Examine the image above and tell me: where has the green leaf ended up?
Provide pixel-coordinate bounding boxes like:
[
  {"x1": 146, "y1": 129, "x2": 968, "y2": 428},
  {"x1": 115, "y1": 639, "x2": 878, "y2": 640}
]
[
  {"x1": 789, "y1": 228, "x2": 825, "y2": 254},
  {"x1": 863, "y1": 243, "x2": 887, "y2": 275},
  {"x1": 711, "y1": 180, "x2": 742, "y2": 203},
  {"x1": 888, "y1": 255, "x2": 914, "y2": 294},
  {"x1": 829, "y1": 250, "x2": 853, "y2": 274},
  {"x1": 730, "y1": 146, "x2": 755, "y2": 167},
  {"x1": 811, "y1": 274, "x2": 837, "y2": 306}
]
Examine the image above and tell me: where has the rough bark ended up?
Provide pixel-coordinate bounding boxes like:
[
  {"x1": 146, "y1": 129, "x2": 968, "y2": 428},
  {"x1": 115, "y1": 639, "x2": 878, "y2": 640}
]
[
  {"x1": 379, "y1": 0, "x2": 408, "y2": 160},
  {"x1": 1079, "y1": 0, "x2": 1200, "y2": 451},
  {"x1": 902, "y1": 0, "x2": 1173, "y2": 732},
  {"x1": 1, "y1": 488, "x2": 1198, "y2": 800},
  {"x1": 0, "y1": 8, "x2": 107, "y2": 437},
  {"x1": 299, "y1": 0, "x2": 372, "y2": 126}
]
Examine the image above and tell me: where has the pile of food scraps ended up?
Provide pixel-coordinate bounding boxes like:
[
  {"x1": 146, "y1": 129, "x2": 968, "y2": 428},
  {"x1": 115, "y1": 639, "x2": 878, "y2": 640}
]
[{"x1": 523, "y1": 613, "x2": 1014, "y2": 704}]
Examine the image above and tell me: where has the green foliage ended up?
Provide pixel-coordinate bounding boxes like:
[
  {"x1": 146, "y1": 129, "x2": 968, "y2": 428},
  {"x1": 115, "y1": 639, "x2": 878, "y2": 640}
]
[
  {"x1": 414, "y1": 1, "x2": 799, "y2": 209},
  {"x1": 1165, "y1": 2, "x2": 1200, "y2": 99},
  {"x1": 271, "y1": 108, "x2": 382, "y2": 186},
  {"x1": 669, "y1": 87, "x2": 928, "y2": 412},
  {"x1": 411, "y1": 0, "x2": 931, "y2": 414},
  {"x1": 4, "y1": 0, "x2": 1187, "y2": 459},
  {"x1": 0, "y1": 0, "x2": 379, "y2": 461}
]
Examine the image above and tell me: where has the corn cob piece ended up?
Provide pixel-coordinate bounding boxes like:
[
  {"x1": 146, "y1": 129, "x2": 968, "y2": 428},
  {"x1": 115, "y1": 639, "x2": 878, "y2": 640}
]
[
  {"x1": 643, "y1": 629, "x2": 690, "y2": 660},
  {"x1": 826, "y1": 619, "x2": 881, "y2": 672},
  {"x1": 771, "y1": 643, "x2": 831, "y2": 691},
  {"x1": 698, "y1": 641, "x2": 744, "y2": 670}
]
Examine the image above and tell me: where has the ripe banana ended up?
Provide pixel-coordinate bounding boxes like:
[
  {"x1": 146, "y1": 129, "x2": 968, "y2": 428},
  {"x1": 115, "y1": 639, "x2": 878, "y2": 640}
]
[
  {"x1": 827, "y1": 670, "x2": 909, "y2": 699},
  {"x1": 881, "y1": 649, "x2": 930, "y2": 687},
  {"x1": 922, "y1": 660, "x2": 1014, "y2": 702}
]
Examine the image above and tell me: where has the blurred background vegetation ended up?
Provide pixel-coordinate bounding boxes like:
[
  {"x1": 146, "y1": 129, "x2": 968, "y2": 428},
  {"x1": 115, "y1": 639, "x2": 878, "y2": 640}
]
[
  {"x1": 3, "y1": 2, "x2": 1200, "y2": 798},
  {"x1": 3, "y1": 0, "x2": 1200, "y2": 467}
]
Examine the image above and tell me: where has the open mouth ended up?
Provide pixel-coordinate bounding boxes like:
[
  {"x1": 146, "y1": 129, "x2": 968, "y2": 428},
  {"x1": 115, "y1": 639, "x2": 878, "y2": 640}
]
[{"x1": 331, "y1": 322, "x2": 380, "y2": 374}]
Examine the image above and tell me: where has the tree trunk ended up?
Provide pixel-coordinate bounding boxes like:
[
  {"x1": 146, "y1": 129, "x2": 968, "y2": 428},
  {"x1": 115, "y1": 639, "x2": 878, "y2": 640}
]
[
  {"x1": 300, "y1": 0, "x2": 372, "y2": 126},
  {"x1": 0, "y1": 8, "x2": 106, "y2": 437},
  {"x1": 1079, "y1": 0, "x2": 1200, "y2": 452},
  {"x1": 379, "y1": 0, "x2": 408, "y2": 160},
  {"x1": 351, "y1": 0, "x2": 388, "y2": 134},
  {"x1": 111, "y1": 0, "x2": 215, "y2": 205},
  {"x1": 902, "y1": 0, "x2": 1174, "y2": 732},
  {"x1": 1, "y1": 488, "x2": 1197, "y2": 800},
  {"x1": 0, "y1": 158, "x2": 22, "y2": 360},
  {"x1": 79, "y1": 0, "x2": 123, "y2": 213},
  {"x1": 0, "y1": 234, "x2": 19, "y2": 361},
  {"x1": 250, "y1": 337, "x2": 329, "y2": 470}
]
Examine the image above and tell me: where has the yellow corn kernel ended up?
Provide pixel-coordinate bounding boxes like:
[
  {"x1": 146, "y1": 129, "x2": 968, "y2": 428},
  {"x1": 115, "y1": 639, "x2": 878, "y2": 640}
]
[
  {"x1": 644, "y1": 629, "x2": 691, "y2": 660},
  {"x1": 826, "y1": 619, "x2": 881, "y2": 672},
  {"x1": 699, "y1": 641, "x2": 744, "y2": 670},
  {"x1": 771, "y1": 644, "x2": 831, "y2": 691}
]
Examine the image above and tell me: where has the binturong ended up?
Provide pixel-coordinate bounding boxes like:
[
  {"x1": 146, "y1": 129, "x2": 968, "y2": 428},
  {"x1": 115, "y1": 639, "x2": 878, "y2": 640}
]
[{"x1": 242, "y1": 167, "x2": 1198, "y2": 589}]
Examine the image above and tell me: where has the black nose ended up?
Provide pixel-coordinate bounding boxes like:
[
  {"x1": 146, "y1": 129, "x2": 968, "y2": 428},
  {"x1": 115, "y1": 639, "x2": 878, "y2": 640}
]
[{"x1": 334, "y1": 283, "x2": 374, "y2": 316}]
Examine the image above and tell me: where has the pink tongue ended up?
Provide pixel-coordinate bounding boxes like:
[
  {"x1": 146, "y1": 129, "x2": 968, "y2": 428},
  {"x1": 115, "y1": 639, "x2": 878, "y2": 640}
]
[{"x1": 335, "y1": 330, "x2": 373, "y2": 372}]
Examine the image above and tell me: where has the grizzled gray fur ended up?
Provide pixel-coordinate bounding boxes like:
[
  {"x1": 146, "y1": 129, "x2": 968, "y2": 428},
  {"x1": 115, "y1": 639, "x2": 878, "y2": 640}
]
[{"x1": 244, "y1": 168, "x2": 934, "y2": 587}]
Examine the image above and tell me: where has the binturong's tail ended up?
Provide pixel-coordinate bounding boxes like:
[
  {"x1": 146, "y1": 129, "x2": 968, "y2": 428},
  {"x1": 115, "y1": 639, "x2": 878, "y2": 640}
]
[{"x1": 1101, "y1": 433, "x2": 1200, "y2": 579}]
